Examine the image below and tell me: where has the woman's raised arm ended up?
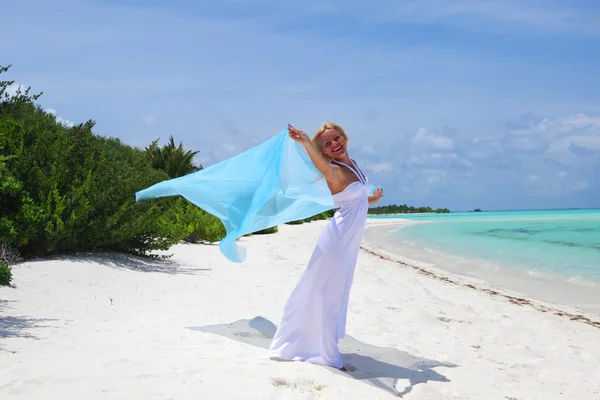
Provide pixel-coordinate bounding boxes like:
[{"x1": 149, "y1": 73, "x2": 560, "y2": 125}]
[{"x1": 288, "y1": 124, "x2": 337, "y2": 182}]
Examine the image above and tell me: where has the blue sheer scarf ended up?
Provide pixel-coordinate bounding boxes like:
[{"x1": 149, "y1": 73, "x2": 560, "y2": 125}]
[{"x1": 136, "y1": 128, "x2": 343, "y2": 262}]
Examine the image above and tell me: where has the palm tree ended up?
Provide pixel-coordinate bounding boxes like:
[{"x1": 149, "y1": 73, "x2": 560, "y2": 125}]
[{"x1": 146, "y1": 135, "x2": 201, "y2": 178}]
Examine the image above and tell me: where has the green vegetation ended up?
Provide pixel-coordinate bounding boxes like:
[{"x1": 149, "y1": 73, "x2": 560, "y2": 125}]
[
  {"x1": 145, "y1": 135, "x2": 202, "y2": 178},
  {"x1": 252, "y1": 226, "x2": 279, "y2": 235},
  {"x1": 368, "y1": 204, "x2": 450, "y2": 215},
  {"x1": 0, "y1": 263, "x2": 11, "y2": 285},
  {"x1": 183, "y1": 208, "x2": 227, "y2": 243},
  {"x1": 0, "y1": 64, "x2": 238, "y2": 261}
]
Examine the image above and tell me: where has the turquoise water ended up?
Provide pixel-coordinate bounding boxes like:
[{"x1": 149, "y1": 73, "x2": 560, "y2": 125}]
[{"x1": 369, "y1": 209, "x2": 600, "y2": 283}]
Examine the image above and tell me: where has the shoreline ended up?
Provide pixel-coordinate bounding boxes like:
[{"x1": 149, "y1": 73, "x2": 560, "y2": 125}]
[{"x1": 363, "y1": 219, "x2": 600, "y2": 319}]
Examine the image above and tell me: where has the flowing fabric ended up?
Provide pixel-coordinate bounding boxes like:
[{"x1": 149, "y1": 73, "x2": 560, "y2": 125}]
[
  {"x1": 136, "y1": 128, "x2": 340, "y2": 262},
  {"x1": 268, "y1": 159, "x2": 370, "y2": 369}
]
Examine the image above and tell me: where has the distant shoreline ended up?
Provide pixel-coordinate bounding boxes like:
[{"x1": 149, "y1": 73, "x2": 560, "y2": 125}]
[
  {"x1": 369, "y1": 207, "x2": 600, "y2": 215},
  {"x1": 363, "y1": 217, "x2": 600, "y2": 316}
]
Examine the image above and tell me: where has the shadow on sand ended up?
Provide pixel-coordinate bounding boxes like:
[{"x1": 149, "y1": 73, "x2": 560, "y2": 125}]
[
  {"x1": 189, "y1": 316, "x2": 457, "y2": 397},
  {"x1": 23, "y1": 249, "x2": 211, "y2": 275},
  {"x1": 0, "y1": 300, "x2": 58, "y2": 353},
  {"x1": 0, "y1": 315, "x2": 55, "y2": 341}
]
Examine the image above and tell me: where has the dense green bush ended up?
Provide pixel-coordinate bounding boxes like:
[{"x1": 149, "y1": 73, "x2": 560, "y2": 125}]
[
  {"x1": 285, "y1": 219, "x2": 305, "y2": 225},
  {"x1": 0, "y1": 66, "x2": 195, "y2": 257},
  {"x1": 182, "y1": 205, "x2": 226, "y2": 243},
  {"x1": 0, "y1": 263, "x2": 11, "y2": 285},
  {"x1": 0, "y1": 104, "x2": 194, "y2": 257}
]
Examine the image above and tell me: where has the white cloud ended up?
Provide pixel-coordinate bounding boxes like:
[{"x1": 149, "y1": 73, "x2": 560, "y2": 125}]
[
  {"x1": 5, "y1": 83, "x2": 26, "y2": 97},
  {"x1": 57, "y1": 116, "x2": 74, "y2": 127},
  {"x1": 198, "y1": 155, "x2": 211, "y2": 164},
  {"x1": 510, "y1": 113, "x2": 600, "y2": 140},
  {"x1": 515, "y1": 111, "x2": 599, "y2": 195},
  {"x1": 463, "y1": 135, "x2": 505, "y2": 162},
  {"x1": 366, "y1": 162, "x2": 393, "y2": 173},
  {"x1": 552, "y1": 113, "x2": 600, "y2": 129},
  {"x1": 142, "y1": 115, "x2": 157, "y2": 125},
  {"x1": 505, "y1": 114, "x2": 600, "y2": 161},
  {"x1": 507, "y1": 136, "x2": 547, "y2": 152},
  {"x1": 44, "y1": 107, "x2": 74, "y2": 127},
  {"x1": 359, "y1": 144, "x2": 377, "y2": 156},
  {"x1": 407, "y1": 154, "x2": 425, "y2": 166},
  {"x1": 413, "y1": 127, "x2": 454, "y2": 151},
  {"x1": 430, "y1": 152, "x2": 474, "y2": 167},
  {"x1": 221, "y1": 143, "x2": 236, "y2": 153},
  {"x1": 552, "y1": 135, "x2": 600, "y2": 154},
  {"x1": 424, "y1": 169, "x2": 447, "y2": 185}
]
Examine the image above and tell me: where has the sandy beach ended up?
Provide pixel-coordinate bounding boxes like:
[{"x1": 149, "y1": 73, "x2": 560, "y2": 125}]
[
  {"x1": 364, "y1": 218, "x2": 600, "y2": 316},
  {"x1": 1, "y1": 220, "x2": 600, "y2": 399}
]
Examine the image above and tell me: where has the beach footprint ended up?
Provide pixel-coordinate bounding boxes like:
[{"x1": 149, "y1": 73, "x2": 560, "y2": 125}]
[{"x1": 270, "y1": 377, "x2": 329, "y2": 397}]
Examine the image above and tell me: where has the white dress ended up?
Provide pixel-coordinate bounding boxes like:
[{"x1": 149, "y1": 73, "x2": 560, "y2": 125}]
[{"x1": 268, "y1": 159, "x2": 369, "y2": 369}]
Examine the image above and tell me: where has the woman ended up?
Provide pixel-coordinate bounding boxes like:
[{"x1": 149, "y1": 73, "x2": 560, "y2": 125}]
[{"x1": 268, "y1": 122, "x2": 383, "y2": 370}]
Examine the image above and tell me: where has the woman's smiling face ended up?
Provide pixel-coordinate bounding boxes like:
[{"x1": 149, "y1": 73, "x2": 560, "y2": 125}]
[{"x1": 318, "y1": 128, "x2": 348, "y2": 159}]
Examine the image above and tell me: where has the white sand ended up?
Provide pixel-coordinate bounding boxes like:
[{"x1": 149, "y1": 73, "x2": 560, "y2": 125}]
[{"x1": 1, "y1": 220, "x2": 600, "y2": 399}]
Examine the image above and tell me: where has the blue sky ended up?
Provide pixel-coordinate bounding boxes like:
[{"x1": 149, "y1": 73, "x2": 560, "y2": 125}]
[{"x1": 2, "y1": 0, "x2": 599, "y2": 211}]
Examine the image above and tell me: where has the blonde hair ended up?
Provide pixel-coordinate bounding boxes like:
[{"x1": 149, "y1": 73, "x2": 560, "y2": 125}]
[{"x1": 311, "y1": 122, "x2": 348, "y2": 155}]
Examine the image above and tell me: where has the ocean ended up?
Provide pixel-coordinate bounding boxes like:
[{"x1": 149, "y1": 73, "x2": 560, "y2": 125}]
[{"x1": 365, "y1": 209, "x2": 600, "y2": 313}]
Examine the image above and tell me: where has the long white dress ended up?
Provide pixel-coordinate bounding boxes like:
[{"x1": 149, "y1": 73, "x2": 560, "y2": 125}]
[{"x1": 268, "y1": 159, "x2": 369, "y2": 369}]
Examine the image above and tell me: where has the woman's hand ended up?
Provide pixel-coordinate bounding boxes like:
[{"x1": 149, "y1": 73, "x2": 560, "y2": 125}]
[
  {"x1": 288, "y1": 124, "x2": 311, "y2": 146},
  {"x1": 368, "y1": 187, "x2": 383, "y2": 205}
]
